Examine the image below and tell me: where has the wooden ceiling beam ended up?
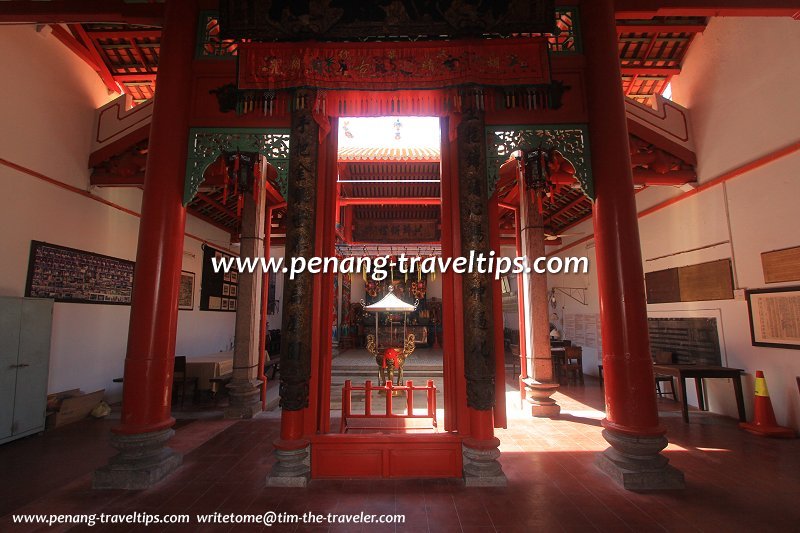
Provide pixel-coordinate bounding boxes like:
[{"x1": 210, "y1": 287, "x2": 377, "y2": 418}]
[
  {"x1": 196, "y1": 192, "x2": 238, "y2": 220},
  {"x1": 48, "y1": 24, "x2": 102, "y2": 72},
  {"x1": 126, "y1": 39, "x2": 151, "y2": 72},
  {"x1": 339, "y1": 197, "x2": 441, "y2": 206},
  {"x1": 548, "y1": 195, "x2": 591, "y2": 224},
  {"x1": 616, "y1": 23, "x2": 707, "y2": 33},
  {"x1": 90, "y1": 171, "x2": 144, "y2": 187},
  {"x1": 633, "y1": 169, "x2": 696, "y2": 185},
  {"x1": 86, "y1": 30, "x2": 163, "y2": 40},
  {"x1": 68, "y1": 24, "x2": 120, "y2": 93},
  {"x1": 0, "y1": 1, "x2": 164, "y2": 24},
  {"x1": 621, "y1": 67, "x2": 681, "y2": 76},
  {"x1": 113, "y1": 73, "x2": 158, "y2": 81},
  {"x1": 616, "y1": 0, "x2": 800, "y2": 18}
]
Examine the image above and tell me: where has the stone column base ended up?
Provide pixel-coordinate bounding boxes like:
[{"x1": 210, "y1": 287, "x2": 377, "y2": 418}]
[
  {"x1": 462, "y1": 438, "x2": 507, "y2": 487},
  {"x1": 93, "y1": 428, "x2": 182, "y2": 490},
  {"x1": 267, "y1": 443, "x2": 311, "y2": 487},
  {"x1": 225, "y1": 378, "x2": 262, "y2": 419},
  {"x1": 595, "y1": 429, "x2": 685, "y2": 491},
  {"x1": 524, "y1": 379, "x2": 561, "y2": 418}
]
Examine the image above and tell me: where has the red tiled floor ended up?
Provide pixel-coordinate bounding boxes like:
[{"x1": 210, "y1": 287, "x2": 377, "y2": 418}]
[{"x1": 1, "y1": 378, "x2": 799, "y2": 532}]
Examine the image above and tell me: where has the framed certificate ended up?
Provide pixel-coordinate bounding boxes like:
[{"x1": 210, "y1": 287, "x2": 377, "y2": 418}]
[{"x1": 746, "y1": 286, "x2": 800, "y2": 349}]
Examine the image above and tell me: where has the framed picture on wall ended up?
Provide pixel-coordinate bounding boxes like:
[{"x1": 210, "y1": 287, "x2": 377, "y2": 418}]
[
  {"x1": 178, "y1": 271, "x2": 195, "y2": 310},
  {"x1": 746, "y1": 286, "x2": 800, "y2": 350},
  {"x1": 25, "y1": 240, "x2": 135, "y2": 305},
  {"x1": 199, "y1": 245, "x2": 238, "y2": 312}
]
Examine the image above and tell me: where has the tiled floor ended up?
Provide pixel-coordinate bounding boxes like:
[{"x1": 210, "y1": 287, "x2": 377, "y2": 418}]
[{"x1": 1, "y1": 377, "x2": 799, "y2": 532}]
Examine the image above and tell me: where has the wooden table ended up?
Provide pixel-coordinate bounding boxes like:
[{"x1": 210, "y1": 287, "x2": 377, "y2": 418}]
[
  {"x1": 550, "y1": 347, "x2": 566, "y2": 383},
  {"x1": 185, "y1": 351, "x2": 234, "y2": 392},
  {"x1": 652, "y1": 364, "x2": 746, "y2": 423}
]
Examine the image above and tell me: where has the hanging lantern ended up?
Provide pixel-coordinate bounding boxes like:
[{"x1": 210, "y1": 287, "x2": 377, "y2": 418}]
[
  {"x1": 522, "y1": 146, "x2": 559, "y2": 214},
  {"x1": 222, "y1": 150, "x2": 261, "y2": 217}
]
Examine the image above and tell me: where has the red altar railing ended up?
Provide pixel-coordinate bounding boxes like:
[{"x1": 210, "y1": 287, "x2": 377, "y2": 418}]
[{"x1": 340, "y1": 379, "x2": 437, "y2": 433}]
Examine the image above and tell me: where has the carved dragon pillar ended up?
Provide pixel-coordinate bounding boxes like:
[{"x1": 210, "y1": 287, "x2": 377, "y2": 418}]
[
  {"x1": 267, "y1": 89, "x2": 319, "y2": 487},
  {"x1": 457, "y1": 93, "x2": 506, "y2": 487}
]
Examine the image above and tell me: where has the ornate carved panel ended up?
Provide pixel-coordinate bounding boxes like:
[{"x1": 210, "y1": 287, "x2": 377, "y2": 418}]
[
  {"x1": 486, "y1": 125, "x2": 594, "y2": 199},
  {"x1": 184, "y1": 128, "x2": 290, "y2": 205},
  {"x1": 354, "y1": 220, "x2": 439, "y2": 243},
  {"x1": 458, "y1": 101, "x2": 496, "y2": 411},
  {"x1": 279, "y1": 90, "x2": 319, "y2": 411},
  {"x1": 219, "y1": 0, "x2": 555, "y2": 41}
]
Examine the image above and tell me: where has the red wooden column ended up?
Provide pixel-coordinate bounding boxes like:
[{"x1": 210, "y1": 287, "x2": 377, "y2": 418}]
[
  {"x1": 93, "y1": 0, "x2": 197, "y2": 490},
  {"x1": 582, "y1": 0, "x2": 684, "y2": 490}
]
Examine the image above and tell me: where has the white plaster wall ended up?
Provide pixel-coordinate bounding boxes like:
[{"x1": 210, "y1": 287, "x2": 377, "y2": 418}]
[
  {"x1": 0, "y1": 26, "x2": 235, "y2": 402},
  {"x1": 670, "y1": 17, "x2": 800, "y2": 184},
  {"x1": 545, "y1": 17, "x2": 800, "y2": 429},
  {"x1": 653, "y1": 17, "x2": 800, "y2": 429},
  {"x1": 548, "y1": 243, "x2": 601, "y2": 377}
]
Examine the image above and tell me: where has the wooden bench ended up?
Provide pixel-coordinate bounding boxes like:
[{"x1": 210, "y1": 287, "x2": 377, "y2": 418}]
[{"x1": 208, "y1": 372, "x2": 233, "y2": 405}]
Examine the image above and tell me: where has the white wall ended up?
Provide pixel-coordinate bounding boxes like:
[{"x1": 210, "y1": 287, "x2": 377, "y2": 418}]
[
  {"x1": 546, "y1": 17, "x2": 800, "y2": 429},
  {"x1": 548, "y1": 243, "x2": 601, "y2": 376},
  {"x1": 0, "y1": 26, "x2": 235, "y2": 402}
]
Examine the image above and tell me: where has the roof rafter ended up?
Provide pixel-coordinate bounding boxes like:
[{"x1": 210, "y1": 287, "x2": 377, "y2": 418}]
[
  {"x1": 48, "y1": 24, "x2": 101, "y2": 72},
  {"x1": 68, "y1": 24, "x2": 120, "y2": 94}
]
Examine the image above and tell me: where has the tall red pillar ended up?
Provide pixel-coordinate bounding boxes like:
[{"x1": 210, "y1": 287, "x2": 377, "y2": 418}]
[
  {"x1": 581, "y1": 0, "x2": 684, "y2": 490},
  {"x1": 94, "y1": 0, "x2": 198, "y2": 490}
]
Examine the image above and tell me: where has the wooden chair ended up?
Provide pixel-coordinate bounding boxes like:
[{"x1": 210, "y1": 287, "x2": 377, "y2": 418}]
[
  {"x1": 264, "y1": 356, "x2": 280, "y2": 380},
  {"x1": 508, "y1": 344, "x2": 521, "y2": 377},
  {"x1": 653, "y1": 351, "x2": 678, "y2": 401},
  {"x1": 563, "y1": 346, "x2": 584, "y2": 385},
  {"x1": 172, "y1": 356, "x2": 198, "y2": 406}
]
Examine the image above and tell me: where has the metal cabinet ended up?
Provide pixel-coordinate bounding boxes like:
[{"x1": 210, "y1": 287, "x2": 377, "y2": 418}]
[{"x1": 0, "y1": 297, "x2": 53, "y2": 445}]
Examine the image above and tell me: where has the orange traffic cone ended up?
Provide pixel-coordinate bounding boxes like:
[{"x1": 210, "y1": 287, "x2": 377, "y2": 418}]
[{"x1": 739, "y1": 371, "x2": 796, "y2": 438}]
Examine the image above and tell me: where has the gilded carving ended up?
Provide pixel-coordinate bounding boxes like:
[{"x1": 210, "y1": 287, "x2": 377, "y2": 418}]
[
  {"x1": 458, "y1": 100, "x2": 496, "y2": 411},
  {"x1": 279, "y1": 89, "x2": 319, "y2": 411}
]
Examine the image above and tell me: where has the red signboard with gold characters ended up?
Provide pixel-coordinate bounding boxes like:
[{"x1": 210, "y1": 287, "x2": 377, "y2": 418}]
[{"x1": 238, "y1": 37, "x2": 550, "y2": 91}]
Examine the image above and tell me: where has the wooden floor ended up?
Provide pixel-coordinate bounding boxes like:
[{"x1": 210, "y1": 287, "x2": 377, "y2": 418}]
[{"x1": 1, "y1": 377, "x2": 799, "y2": 532}]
